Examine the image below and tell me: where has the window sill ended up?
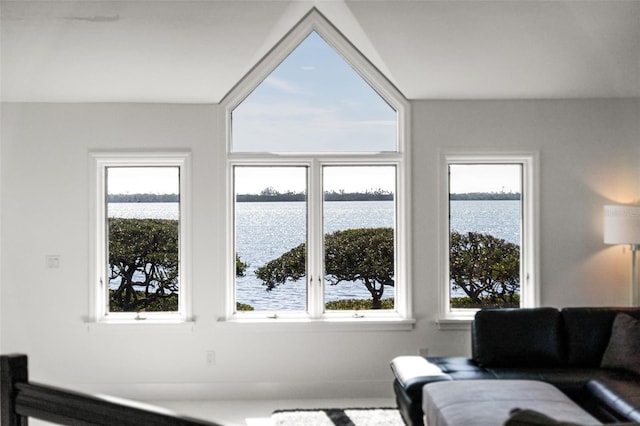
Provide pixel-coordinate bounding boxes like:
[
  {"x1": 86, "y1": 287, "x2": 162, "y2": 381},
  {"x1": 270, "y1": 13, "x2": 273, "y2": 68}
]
[
  {"x1": 217, "y1": 316, "x2": 416, "y2": 332},
  {"x1": 85, "y1": 320, "x2": 195, "y2": 333},
  {"x1": 436, "y1": 318, "x2": 472, "y2": 331}
]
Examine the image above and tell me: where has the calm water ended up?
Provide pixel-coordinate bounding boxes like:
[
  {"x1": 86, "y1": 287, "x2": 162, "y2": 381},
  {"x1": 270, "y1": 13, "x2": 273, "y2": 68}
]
[
  {"x1": 235, "y1": 201, "x2": 395, "y2": 310},
  {"x1": 450, "y1": 200, "x2": 520, "y2": 244},
  {"x1": 108, "y1": 200, "x2": 520, "y2": 310}
]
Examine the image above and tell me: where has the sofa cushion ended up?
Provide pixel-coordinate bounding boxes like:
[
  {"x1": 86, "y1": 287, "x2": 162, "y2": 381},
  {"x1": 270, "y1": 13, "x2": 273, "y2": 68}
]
[
  {"x1": 472, "y1": 307, "x2": 564, "y2": 367},
  {"x1": 422, "y1": 380, "x2": 601, "y2": 426},
  {"x1": 561, "y1": 307, "x2": 640, "y2": 367},
  {"x1": 601, "y1": 313, "x2": 640, "y2": 375}
]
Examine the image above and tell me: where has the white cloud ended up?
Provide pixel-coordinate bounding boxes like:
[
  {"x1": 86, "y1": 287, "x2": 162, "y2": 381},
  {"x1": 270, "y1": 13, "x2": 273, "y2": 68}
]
[
  {"x1": 235, "y1": 100, "x2": 335, "y2": 119},
  {"x1": 262, "y1": 76, "x2": 306, "y2": 95}
]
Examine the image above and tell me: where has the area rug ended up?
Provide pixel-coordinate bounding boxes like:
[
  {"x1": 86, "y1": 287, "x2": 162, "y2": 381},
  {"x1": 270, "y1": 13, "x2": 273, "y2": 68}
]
[{"x1": 271, "y1": 407, "x2": 404, "y2": 426}]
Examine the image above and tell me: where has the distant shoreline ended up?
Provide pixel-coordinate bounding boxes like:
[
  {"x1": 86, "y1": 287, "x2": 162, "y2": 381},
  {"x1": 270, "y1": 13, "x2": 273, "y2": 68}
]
[
  {"x1": 109, "y1": 192, "x2": 520, "y2": 203},
  {"x1": 450, "y1": 192, "x2": 520, "y2": 201},
  {"x1": 108, "y1": 193, "x2": 179, "y2": 203}
]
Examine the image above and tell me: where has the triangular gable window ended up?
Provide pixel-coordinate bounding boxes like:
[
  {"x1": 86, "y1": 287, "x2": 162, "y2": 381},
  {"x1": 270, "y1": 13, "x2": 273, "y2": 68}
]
[
  {"x1": 223, "y1": 9, "x2": 411, "y2": 323},
  {"x1": 231, "y1": 29, "x2": 398, "y2": 153}
]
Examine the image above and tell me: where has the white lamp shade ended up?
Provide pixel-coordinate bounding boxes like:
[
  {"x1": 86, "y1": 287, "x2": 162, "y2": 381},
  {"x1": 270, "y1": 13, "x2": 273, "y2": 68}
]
[{"x1": 604, "y1": 205, "x2": 640, "y2": 245}]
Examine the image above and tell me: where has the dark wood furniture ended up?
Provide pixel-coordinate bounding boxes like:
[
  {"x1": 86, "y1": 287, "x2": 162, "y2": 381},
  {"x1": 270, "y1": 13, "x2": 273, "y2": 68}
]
[{"x1": 1, "y1": 354, "x2": 222, "y2": 426}]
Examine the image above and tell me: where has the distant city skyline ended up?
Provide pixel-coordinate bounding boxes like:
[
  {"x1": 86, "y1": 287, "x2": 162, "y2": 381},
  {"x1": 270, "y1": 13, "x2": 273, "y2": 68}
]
[
  {"x1": 106, "y1": 164, "x2": 520, "y2": 196},
  {"x1": 234, "y1": 166, "x2": 395, "y2": 194}
]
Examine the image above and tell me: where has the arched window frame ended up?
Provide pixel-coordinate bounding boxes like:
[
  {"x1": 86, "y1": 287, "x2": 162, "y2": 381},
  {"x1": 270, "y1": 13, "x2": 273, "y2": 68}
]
[{"x1": 221, "y1": 9, "x2": 412, "y2": 328}]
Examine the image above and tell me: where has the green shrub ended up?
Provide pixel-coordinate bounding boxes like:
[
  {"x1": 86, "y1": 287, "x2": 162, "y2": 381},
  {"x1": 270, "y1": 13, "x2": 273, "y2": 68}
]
[
  {"x1": 325, "y1": 298, "x2": 394, "y2": 310},
  {"x1": 451, "y1": 294, "x2": 520, "y2": 309},
  {"x1": 234, "y1": 299, "x2": 394, "y2": 312},
  {"x1": 108, "y1": 218, "x2": 179, "y2": 312},
  {"x1": 236, "y1": 254, "x2": 248, "y2": 277},
  {"x1": 109, "y1": 290, "x2": 178, "y2": 312},
  {"x1": 450, "y1": 231, "x2": 520, "y2": 308},
  {"x1": 256, "y1": 228, "x2": 394, "y2": 309},
  {"x1": 236, "y1": 302, "x2": 255, "y2": 311}
]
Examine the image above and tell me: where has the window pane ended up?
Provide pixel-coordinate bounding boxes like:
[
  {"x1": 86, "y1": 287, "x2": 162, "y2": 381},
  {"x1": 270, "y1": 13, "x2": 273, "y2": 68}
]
[
  {"x1": 235, "y1": 166, "x2": 307, "y2": 312},
  {"x1": 232, "y1": 31, "x2": 397, "y2": 153},
  {"x1": 106, "y1": 167, "x2": 180, "y2": 313},
  {"x1": 449, "y1": 164, "x2": 521, "y2": 309},
  {"x1": 323, "y1": 166, "x2": 395, "y2": 311}
]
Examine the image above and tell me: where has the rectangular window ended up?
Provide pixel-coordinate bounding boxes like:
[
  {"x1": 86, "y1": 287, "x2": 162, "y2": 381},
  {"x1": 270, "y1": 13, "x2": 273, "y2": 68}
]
[
  {"x1": 323, "y1": 166, "x2": 396, "y2": 312},
  {"x1": 234, "y1": 166, "x2": 308, "y2": 313},
  {"x1": 231, "y1": 162, "x2": 403, "y2": 320},
  {"x1": 442, "y1": 154, "x2": 538, "y2": 318},
  {"x1": 91, "y1": 153, "x2": 190, "y2": 322}
]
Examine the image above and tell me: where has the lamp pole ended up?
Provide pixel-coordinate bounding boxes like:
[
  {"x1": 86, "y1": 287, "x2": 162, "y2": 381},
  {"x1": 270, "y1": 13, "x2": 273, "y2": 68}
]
[{"x1": 632, "y1": 244, "x2": 639, "y2": 306}]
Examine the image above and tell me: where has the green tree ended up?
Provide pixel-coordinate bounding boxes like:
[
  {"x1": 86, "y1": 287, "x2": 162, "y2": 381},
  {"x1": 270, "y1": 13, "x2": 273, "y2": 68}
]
[
  {"x1": 255, "y1": 227, "x2": 394, "y2": 309},
  {"x1": 449, "y1": 231, "x2": 520, "y2": 307},
  {"x1": 235, "y1": 254, "x2": 254, "y2": 311},
  {"x1": 108, "y1": 218, "x2": 179, "y2": 312},
  {"x1": 236, "y1": 254, "x2": 248, "y2": 277}
]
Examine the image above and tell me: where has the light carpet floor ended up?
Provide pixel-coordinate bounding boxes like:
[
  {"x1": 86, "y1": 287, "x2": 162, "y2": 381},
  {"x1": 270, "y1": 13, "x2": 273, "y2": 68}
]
[{"x1": 271, "y1": 407, "x2": 404, "y2": 426}]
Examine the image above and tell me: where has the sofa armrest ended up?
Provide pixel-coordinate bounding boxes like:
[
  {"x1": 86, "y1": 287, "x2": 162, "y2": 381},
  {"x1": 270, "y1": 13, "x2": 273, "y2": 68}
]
[
  {"x1": 390, "y1": 356, "x2": 452, "y2": 396},
  {"x1": 586, "y1": 377, "x2": 640, "y2": 423}
]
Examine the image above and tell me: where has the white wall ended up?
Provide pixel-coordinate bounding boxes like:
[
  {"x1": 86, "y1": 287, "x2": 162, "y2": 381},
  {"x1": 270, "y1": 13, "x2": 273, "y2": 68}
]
[{"x1": 1, "y1": 99, "x2": 639, "y2": 401}]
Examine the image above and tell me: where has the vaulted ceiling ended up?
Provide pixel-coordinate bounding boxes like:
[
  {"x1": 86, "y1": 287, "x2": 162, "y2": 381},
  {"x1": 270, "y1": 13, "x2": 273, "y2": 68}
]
[{"x1": 1, "y1": 0, "x2": 639, "y2": 103}]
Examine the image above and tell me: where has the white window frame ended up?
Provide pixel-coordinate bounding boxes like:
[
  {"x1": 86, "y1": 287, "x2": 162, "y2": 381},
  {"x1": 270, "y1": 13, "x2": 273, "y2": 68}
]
[
  {"x1": 89, "y1": 152, "x2": 192, "y2": 324},
  {"x1": 439, "y1": 152, "x2": 540, "y2": 324},
  {"x1": 222, "y1": 9, "x2": 412, "y2": 326}
]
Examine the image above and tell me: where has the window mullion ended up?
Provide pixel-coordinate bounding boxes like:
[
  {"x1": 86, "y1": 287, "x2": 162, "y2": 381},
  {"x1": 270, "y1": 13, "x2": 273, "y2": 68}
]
[
  {"x1": 307, "y1": 161, "x2": 324, "y2": 318},
  {"x1": 96, "y1": 162, "x2": 108, "y2": 320}
]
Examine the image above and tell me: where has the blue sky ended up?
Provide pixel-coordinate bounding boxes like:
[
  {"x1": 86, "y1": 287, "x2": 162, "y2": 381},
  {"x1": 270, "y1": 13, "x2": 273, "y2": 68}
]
[
  {"x1": 107, "y1": 167, "x2": 179, "y2": 194},
  {"x1": 106, "y1": 34, "x2": 520, "y2": 196},
  {"x1": 232, "y1": 31, "x2": 397, "y2": 153},
  {"x1": 449, "y1": 164, "x2": 521, "y2": 194}
]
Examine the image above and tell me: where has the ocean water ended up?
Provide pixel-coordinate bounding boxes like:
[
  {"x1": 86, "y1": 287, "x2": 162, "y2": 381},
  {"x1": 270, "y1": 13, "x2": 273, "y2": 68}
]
[
  {"x1": 108, "y1": 200, "x2": 520, "y2": 310},
  {"x1": 235, "y1": 201, "x2": 395, "y2": 310}
]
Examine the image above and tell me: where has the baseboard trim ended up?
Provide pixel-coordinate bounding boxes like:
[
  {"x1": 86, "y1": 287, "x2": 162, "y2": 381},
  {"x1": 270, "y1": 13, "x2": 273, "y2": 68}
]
[{"x1": 63, "y1": 379, "x2": 395, "y2": 401}]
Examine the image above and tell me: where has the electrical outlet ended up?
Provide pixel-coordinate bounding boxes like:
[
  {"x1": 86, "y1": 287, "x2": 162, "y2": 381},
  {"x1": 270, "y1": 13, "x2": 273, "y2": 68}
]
[
  {"x1": 206, "y1": 350, "x2": 215, "y2": 366},
  {"x1": 46, "y1": 255, "x2": 61, "y2": 269}
]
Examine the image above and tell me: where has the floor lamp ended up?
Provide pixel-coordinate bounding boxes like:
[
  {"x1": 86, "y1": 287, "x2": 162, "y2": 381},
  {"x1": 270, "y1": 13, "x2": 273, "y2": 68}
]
[{"x1": 604, "y1": 205, "x2": 640, "y2": 306}]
